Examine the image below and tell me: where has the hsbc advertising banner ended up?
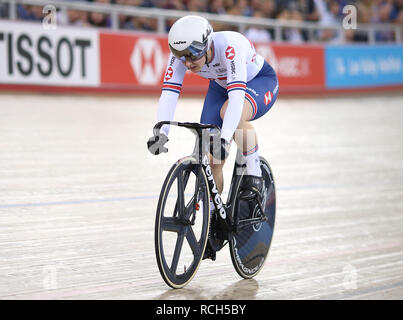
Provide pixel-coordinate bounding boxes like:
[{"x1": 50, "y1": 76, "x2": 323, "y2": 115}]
[
  {"x1": 1, "y1": 21, "x2": 401, "y2": 95},
  {"x1": 0, "y1": 21, "x2": 99, "y2": 87},
  {"x1": 100, "y1": 33, "x2": 166, "y2": 86},
  {"x1": 255, "y1": 43, "x2": 325, "y2": 92},
  {"x1": 99, "y1": 32, "x2": 324, "y2": 93},
  {"x1": 99, "y1": 31, "x2": 207, "y2": 92}
]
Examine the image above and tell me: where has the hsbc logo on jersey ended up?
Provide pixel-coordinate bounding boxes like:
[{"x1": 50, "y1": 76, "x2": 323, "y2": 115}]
[
  {"x1": 225, "y1": 46, "x2": 235, "y2": 60},
  {"x1": 264, "y1": 90, "x2": 273, "y2": 105},
  {"x1": 165, "y1": 67, "x2": 173, "y2": 81}
]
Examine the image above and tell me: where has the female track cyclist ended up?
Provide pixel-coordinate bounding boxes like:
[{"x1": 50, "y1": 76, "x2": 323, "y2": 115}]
[{"x1": 148, "y1": 15, "x2": 279, "y2": 200}]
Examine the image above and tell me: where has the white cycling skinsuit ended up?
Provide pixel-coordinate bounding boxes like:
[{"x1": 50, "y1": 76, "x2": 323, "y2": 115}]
[{"x1": 157, "y1": 31, "x2": 268, "y2": 143}]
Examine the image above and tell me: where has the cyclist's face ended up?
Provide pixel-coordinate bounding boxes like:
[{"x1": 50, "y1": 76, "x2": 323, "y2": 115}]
[{"x1": 182, "y1": 55, "x2": 205, "y2": 73}]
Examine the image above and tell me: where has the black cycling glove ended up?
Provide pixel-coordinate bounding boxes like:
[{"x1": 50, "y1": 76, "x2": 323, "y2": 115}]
[{"x1": 147, "y1": 134, "x2": 169, "y2": 155}]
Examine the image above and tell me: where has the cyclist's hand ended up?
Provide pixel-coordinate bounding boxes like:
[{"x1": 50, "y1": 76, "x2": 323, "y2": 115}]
[
  {"x1": 210, "y1": 137, "x2": 230, "y2": 161},
  {"x1": 147, "y1": 134, "x2": 169, "y2": 155}
]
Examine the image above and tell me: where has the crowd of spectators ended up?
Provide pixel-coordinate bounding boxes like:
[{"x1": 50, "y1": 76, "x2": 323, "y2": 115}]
[{"x1": 0, "y1": 0, "x2": 402, "y2": 43}]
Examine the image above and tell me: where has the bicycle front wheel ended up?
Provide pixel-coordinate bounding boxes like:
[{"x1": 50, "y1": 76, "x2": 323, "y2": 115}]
[
  {"x1": 229, "y1": 157, "x2": 276, "y2": 279},
  {"x1": 155, "y1": 157, "x2": 210, "y2": 288}
]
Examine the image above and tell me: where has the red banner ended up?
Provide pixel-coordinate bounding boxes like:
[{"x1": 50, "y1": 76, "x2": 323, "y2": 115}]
[
  {"x1": 99, "y1": 32, "x2": 325, "y2": 94},
  {"x1": 100, "y1": 32, "x2": 167, "y2": 86},
  {"x1": 100, "y1": 31, "x2": 208, "y2": 92},
  {"x1": 255, "y1": 43, "x2": 325, "y2": 91}
]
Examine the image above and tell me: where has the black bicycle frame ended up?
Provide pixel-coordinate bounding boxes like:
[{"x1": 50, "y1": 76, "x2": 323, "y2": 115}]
[
  {"x1": 153, "y1": 121, "x2": 262, "y2": 235},
  {"x1": 153, "y1": 121, "x2": 231, "y2": 226}
]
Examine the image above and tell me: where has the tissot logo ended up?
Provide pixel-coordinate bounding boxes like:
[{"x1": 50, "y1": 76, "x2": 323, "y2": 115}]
[{"x1": 0, "y1": 21, "x2": 99, "y2": 86}]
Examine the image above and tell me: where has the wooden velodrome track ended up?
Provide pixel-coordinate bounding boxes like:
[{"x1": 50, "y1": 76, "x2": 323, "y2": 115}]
[{"x1": 0, "y1": 92, "x2": 402, "y2": 300}]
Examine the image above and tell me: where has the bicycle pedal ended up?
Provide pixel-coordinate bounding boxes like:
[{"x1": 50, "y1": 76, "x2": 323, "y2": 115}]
[{"x1": 239, "y1": 190, "x2": 263, "y2": 202}]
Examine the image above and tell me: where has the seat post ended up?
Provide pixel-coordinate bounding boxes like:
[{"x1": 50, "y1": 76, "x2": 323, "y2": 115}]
[{"x1": 191, "y1": 128, "x2": 209, "y2": 165}]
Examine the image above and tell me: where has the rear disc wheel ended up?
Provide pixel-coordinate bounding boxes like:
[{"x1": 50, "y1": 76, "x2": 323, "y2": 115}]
[{"x1": 229, "y1": 157, "x2": 276, "y2": 278}]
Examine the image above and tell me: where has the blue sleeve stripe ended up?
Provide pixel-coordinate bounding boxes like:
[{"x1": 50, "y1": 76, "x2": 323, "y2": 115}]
[{"x1": 163, "y1": 82, "x2": 182, "y2": 86}]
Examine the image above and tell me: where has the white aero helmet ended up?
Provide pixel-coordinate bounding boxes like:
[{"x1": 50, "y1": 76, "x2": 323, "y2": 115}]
[{"x1": 168, "y1": 15, "x2": 213, "y2": 61}]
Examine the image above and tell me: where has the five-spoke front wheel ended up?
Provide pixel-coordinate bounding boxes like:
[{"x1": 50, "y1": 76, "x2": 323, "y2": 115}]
[{"x1": 155, "y1": 157, "x2": 211, "y2": 288}]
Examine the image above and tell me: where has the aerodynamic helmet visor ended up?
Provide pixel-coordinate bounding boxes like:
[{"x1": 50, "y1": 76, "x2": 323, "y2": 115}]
[{"x1": 169, "y1": 39, "x2": 209, "y2": 62}]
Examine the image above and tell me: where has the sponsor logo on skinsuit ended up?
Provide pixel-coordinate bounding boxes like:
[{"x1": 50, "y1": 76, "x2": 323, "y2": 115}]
[
  {"x1": 164, "y1": 67, "x2": 173, "y2": 81},
  {"x1": 225, "y1": 46, "x2": 235, "y2": 60},
  {"x1": 264, "y1": 90, "x2": 273, "y2": 105}
]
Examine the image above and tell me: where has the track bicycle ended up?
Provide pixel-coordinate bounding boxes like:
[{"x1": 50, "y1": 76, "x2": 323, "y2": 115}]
[{"x1": 152, "y1": 121, "x2": 276, "y2": 289}]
